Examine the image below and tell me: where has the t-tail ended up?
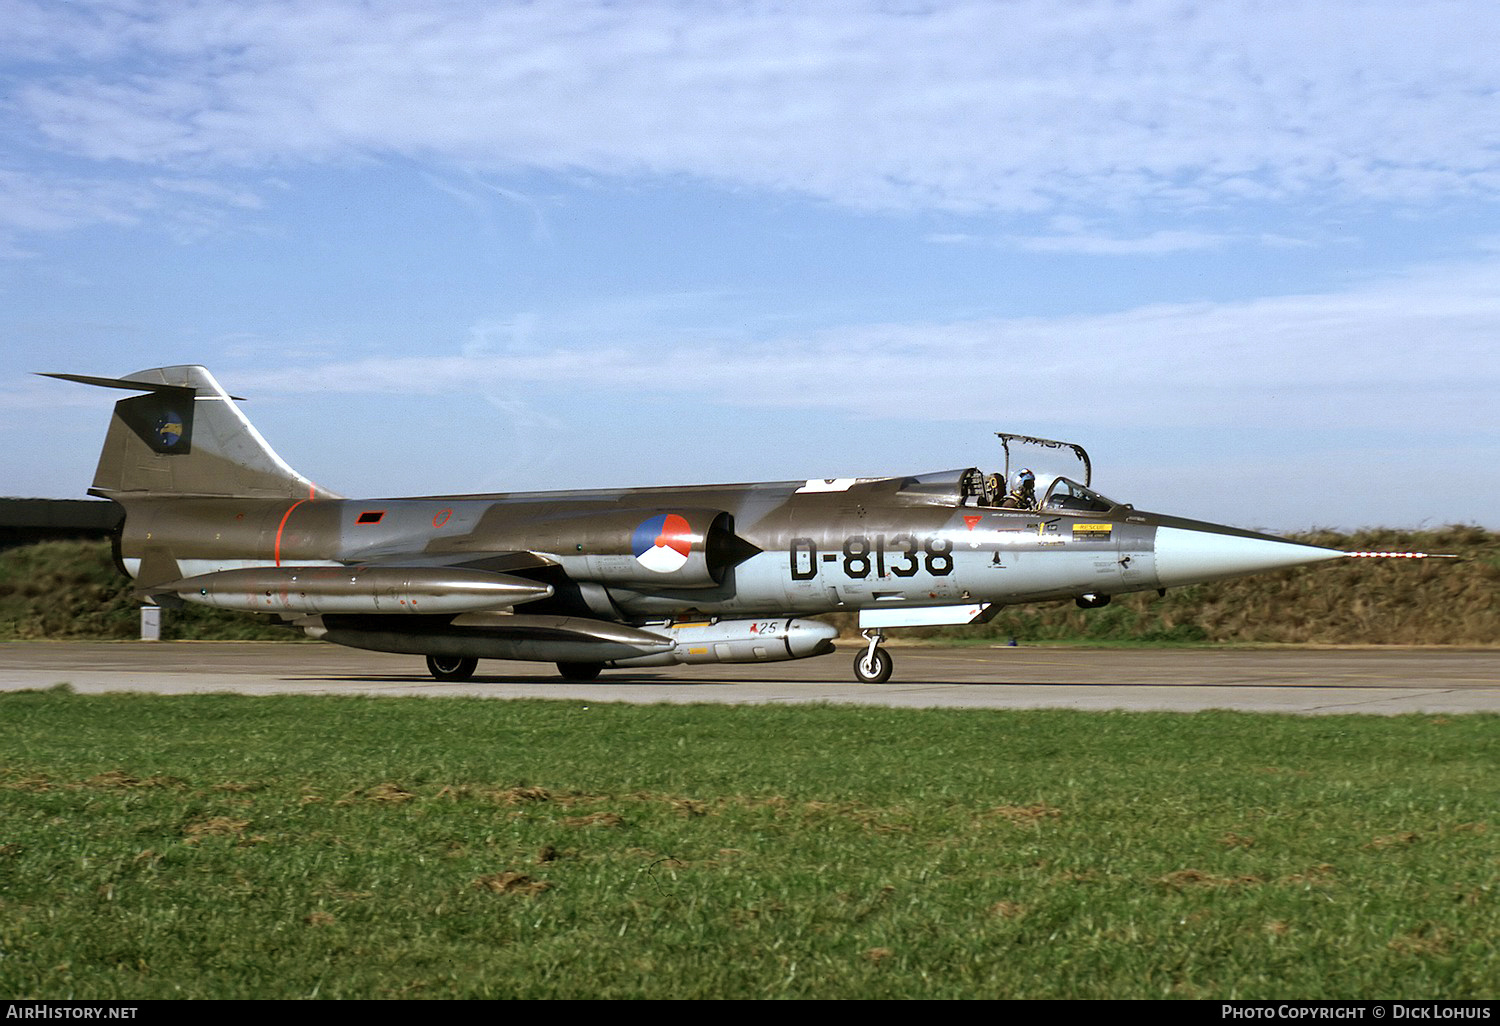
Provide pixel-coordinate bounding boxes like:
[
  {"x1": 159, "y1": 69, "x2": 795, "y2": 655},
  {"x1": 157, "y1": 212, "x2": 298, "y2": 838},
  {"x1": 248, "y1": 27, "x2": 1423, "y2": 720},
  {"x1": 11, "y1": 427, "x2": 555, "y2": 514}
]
[{"x1": 43, "y1": 366, "x2": 340, "y2": 503}]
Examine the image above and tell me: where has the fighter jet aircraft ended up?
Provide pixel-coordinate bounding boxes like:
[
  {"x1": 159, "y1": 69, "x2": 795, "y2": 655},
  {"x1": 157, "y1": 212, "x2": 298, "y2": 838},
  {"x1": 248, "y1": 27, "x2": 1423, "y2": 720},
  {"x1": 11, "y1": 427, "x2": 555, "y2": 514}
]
[{"x1": 48, "y1": 365, "x2": 1354, "y2": 683}]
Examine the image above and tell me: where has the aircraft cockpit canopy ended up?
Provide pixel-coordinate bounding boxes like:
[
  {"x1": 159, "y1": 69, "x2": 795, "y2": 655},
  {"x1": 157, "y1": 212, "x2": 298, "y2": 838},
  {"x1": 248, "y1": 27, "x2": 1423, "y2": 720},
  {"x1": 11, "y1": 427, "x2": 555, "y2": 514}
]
[
  {"x1": 948, "y1": 432, "x2": 1118, "y2": 512},
  {"x1": 920, "y1": 435, "x2": 1120, "y2": 513},
  {"x1": 1041, "y1": 477, "x2": 1118, "y2": 513}
]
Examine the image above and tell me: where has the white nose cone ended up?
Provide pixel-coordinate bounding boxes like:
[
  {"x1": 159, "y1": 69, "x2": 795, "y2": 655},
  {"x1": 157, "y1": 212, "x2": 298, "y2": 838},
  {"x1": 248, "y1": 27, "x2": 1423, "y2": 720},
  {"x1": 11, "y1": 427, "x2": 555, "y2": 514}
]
[{"x1": 1155, "y1": 526, "x2": 1344, "y2": 589}]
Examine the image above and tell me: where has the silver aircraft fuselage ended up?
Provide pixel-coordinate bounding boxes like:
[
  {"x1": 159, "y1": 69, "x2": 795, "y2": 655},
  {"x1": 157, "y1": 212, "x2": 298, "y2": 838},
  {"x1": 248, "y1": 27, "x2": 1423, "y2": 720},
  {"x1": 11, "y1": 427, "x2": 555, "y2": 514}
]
[
  {"x1": 50, "y1": 365, "x2": 1348, "y2": 683},
  {"x1": 118, "y1": 474, "x2": 1333, "y2": 617}
]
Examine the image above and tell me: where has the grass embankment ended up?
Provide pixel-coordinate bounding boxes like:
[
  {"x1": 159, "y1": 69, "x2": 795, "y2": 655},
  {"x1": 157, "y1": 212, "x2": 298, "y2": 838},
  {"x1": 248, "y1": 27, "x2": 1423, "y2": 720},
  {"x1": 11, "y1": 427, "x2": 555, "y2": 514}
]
[
  {"x1": 0, "y1": 540, "x2": 289, "y2": 641},
  {"x1": 1, "y1": 691, "x2": 1494, "y2": 999},
  {"x1": 2, "y1": 526, "x2": 1497, "y2": 643}
]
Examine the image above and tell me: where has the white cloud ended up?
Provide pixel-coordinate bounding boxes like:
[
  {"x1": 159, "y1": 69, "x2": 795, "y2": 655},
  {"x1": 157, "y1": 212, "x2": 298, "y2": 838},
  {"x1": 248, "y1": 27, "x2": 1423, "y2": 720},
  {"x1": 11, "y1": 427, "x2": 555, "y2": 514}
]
[
  {"x1": 926, "y1": 219, "x2": 1239, "y2": 253},
  {"x1": 0, "y1": 169, "x2": 148, "y2": 235},
  {"x1": 241, "y1": 256, "x2": 1500, "y2": 439},
  {"x1": 1011, "y1": 229, "x2": 1231, "y2": 254},
  {"x1": 7, "y1": 0, "x2": 1500, "y2": 228},
  {"x1": 0, "y1": 166, "x2": 263, "y2": 246}
]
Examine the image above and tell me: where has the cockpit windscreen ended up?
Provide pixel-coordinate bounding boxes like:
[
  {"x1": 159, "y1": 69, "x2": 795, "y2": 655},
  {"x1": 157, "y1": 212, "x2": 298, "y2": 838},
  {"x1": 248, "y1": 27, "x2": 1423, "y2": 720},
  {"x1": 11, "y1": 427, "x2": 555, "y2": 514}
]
[{"x1": 1042, "y1": 477, "x2": 1117, "y2": 513}]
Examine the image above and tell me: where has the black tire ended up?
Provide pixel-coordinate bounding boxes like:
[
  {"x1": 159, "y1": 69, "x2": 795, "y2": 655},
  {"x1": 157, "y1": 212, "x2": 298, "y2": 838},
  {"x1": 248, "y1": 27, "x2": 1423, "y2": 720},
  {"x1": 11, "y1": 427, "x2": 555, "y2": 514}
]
[
  {"x1": 426, "y1": 654, "x2": 478, "y2": 682},
  {"x1": 852, "y1": 646, "x2": 893, "y2": 684},
  {"x1": 557, "y1": 661, "x2": 604, "y2": 682}
]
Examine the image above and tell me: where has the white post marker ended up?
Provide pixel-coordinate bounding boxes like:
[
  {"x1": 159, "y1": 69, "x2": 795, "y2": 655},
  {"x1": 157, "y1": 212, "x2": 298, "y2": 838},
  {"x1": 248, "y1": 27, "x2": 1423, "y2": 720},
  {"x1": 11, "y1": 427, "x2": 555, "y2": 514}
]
[{"x1": 140, "y1": 605, "x2": 161, "y2": 641}]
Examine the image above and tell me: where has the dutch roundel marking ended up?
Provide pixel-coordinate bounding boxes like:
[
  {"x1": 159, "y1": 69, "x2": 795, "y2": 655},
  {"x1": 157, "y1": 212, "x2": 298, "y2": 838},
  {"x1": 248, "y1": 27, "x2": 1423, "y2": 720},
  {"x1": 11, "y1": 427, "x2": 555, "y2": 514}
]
[{"x1": 633, "y1": 513, "x2": 694, "y2": 573}]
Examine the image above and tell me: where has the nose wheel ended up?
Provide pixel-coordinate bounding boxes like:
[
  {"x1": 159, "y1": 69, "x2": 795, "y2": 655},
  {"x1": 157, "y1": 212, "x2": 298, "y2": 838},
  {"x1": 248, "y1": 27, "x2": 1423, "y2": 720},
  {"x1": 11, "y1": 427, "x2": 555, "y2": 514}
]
[{"x1": 853, "y1": 629, "x2": 893, "y2": 683}]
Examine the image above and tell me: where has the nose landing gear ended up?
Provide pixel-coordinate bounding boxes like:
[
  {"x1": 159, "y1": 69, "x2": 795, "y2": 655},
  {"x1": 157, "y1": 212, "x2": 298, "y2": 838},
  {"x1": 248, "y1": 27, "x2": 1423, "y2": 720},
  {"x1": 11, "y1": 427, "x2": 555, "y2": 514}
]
[{"x1": 853, "y1": 628, "x2": 893, "y2": 684}]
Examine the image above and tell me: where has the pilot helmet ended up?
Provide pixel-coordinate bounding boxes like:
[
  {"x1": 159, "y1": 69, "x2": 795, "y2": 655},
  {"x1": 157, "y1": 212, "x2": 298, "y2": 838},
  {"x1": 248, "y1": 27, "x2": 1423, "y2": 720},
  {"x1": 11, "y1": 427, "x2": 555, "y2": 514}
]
[{"x1": 1016, "y1": 469, "x2": 1035, "y2": 489}]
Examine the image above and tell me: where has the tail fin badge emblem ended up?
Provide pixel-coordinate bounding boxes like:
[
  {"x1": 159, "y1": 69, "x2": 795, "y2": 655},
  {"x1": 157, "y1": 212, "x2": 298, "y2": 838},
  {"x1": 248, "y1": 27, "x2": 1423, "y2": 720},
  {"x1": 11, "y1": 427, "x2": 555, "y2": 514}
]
[{"x1": 156, "y1": 412, "x2": 184, "y2": 448}]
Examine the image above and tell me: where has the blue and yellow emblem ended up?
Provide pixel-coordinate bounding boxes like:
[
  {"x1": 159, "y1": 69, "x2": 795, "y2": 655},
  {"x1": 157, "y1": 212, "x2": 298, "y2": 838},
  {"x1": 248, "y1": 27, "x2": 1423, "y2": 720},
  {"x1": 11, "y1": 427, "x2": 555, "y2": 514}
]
[{"x1": 156, "y1": 412, "x2": 184, "y2": 448}]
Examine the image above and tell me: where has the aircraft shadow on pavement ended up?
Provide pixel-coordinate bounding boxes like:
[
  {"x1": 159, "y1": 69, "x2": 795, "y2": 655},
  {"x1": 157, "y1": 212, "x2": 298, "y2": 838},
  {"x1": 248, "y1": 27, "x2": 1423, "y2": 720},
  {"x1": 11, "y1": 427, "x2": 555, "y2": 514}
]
[
  {"x1": 284, "y1": 673, "x2": 743, "y2": 686},
  {"x1": 278, "y1": 672, "x2": 1089, "y2": 687}
]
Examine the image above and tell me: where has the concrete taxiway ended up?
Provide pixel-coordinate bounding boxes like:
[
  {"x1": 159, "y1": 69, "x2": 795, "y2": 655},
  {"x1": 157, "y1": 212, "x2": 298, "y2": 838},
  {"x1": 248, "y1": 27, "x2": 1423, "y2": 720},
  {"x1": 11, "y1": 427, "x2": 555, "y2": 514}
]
[{"x1": 2, "y1": 642, "x2": 1497, "y2": 715}]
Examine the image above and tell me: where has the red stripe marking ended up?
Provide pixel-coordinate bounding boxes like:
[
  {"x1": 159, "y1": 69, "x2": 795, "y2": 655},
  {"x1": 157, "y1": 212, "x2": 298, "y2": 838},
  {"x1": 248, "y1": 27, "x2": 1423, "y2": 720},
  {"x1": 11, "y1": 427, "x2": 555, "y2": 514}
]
[{"x1": 274, "y1": 499, "x2": 309, "y2": 567}]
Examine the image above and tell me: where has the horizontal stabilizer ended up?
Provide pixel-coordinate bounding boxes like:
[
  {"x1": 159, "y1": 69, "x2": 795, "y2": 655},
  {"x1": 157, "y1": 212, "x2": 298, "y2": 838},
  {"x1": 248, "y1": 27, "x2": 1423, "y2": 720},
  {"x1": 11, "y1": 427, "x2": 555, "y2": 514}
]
[{"x1": 41, "y1": 372, "x2": 191, "y2": 394}]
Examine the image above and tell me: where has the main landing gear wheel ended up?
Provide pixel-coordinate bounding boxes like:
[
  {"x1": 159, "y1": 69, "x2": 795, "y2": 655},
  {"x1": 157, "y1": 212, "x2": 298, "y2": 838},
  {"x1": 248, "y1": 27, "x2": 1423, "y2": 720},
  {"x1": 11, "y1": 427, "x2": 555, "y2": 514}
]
[
  {"x1": 557, "y1": 661, "x2": 604, "y2": 682},
  {"x1": 853, "y1": 646, "x2": 893, "y2": 684},
  {"x1": 426, "y1": 655, "x2": 478, "y2": 682}
]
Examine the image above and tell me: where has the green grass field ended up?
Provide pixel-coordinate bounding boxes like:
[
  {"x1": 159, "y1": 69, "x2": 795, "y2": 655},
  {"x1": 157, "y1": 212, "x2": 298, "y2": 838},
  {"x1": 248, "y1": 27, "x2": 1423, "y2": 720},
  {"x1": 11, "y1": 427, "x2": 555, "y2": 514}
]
[{"x1": 1, "y1": 689, "x2": 1493, "y2": 999}]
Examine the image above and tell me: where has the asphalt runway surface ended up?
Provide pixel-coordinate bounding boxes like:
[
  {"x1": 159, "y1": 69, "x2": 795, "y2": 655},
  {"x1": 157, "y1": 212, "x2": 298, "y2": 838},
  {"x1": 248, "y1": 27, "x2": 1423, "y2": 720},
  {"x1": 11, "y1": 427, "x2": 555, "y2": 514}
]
[{"x1": 2, "y1": 642, "x2": 1497, "y2": 715}]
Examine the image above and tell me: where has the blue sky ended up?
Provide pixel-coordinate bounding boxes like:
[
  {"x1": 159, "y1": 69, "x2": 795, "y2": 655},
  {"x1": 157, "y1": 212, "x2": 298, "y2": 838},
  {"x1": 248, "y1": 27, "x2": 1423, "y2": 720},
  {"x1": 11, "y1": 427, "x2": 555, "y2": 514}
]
[{"x1": 3, "y1": 0, "x2": 1498, "y2": 531}]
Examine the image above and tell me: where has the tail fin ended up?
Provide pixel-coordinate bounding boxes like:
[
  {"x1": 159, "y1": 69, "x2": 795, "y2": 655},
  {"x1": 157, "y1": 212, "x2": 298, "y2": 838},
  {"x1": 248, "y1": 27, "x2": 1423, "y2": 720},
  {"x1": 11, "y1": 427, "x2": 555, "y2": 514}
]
[{"x1": 44, "y1": 365, "x2": 341, "y2": 501}]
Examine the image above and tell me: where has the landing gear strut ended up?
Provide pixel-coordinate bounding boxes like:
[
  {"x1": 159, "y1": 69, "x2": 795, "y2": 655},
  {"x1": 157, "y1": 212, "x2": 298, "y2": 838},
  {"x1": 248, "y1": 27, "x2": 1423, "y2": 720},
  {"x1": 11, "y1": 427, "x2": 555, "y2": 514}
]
[
  {"x1": 426, "y1": 654, "x2": 478, "y2": 682},
  {"x1": 853, "y1": 628, "x2": 893, "y2": 684}
]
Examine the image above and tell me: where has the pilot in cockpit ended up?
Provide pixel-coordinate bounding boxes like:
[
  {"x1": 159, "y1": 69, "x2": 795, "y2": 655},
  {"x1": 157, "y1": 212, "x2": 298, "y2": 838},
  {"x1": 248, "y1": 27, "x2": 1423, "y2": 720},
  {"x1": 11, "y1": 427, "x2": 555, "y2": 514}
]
[{"x1": 999, "y1": 469, "x2": 1037, "y2": 510}]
